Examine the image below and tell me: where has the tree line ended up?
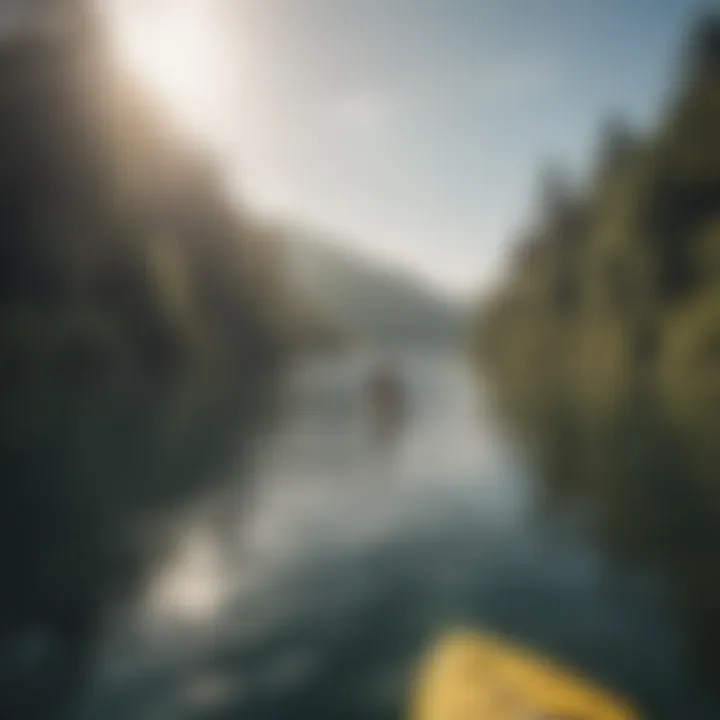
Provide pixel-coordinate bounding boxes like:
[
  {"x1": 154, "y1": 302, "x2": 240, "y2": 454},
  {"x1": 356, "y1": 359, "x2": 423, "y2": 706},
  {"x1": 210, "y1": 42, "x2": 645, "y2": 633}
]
[
  {"x1": 0, "y1": 6, "x2": 299, "y2": 717},
  {"x1": 475, "y1": 15, "x2": 720, "y2": 679}
]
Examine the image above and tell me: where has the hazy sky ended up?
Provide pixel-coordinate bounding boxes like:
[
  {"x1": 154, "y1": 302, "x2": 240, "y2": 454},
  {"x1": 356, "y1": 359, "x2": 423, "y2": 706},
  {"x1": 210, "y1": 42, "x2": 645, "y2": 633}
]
[{"x1": 110, "y1": 0, "x2": 705, "y2": 295}]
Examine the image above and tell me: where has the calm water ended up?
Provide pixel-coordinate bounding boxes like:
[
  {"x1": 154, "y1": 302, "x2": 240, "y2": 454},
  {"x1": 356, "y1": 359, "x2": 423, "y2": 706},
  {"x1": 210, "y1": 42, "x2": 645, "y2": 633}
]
[{"x1": 82, "y1": 349, "x2": 718, "y2": 719}]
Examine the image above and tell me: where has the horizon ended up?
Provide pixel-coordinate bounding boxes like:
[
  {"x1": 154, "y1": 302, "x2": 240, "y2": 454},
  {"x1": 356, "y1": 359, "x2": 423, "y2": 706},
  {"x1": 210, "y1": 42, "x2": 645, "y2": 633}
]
[{"x1": 104, "y1": 0, "x2": 707, "y2": 296}]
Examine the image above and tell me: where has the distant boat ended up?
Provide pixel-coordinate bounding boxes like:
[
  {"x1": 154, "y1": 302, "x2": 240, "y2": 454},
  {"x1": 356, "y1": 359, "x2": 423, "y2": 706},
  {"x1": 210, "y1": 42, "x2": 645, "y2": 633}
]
[{"x1": 364, "y1": 361, "x2": 408, "y2": 446}]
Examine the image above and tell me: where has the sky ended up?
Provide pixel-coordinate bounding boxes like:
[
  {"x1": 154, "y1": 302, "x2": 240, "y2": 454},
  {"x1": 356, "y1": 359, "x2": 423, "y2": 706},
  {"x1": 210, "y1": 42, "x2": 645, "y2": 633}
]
[{"x1": 107, "y1": 0, "x2": 707, "y2": 297}]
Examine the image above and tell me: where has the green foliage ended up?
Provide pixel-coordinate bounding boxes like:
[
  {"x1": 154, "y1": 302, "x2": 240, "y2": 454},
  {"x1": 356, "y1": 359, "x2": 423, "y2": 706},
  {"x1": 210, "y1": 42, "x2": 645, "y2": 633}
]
[
  {"x1": 0, "y1": 9, "x2": 292, "y2": 716},
  {"x1": 474, "y1": 14, "x2": 720, "y2": 676}
]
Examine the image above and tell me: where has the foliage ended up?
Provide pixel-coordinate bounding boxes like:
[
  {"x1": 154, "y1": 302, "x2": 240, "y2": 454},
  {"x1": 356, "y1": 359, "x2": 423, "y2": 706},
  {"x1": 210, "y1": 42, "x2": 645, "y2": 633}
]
[
  {"x1": 474, "y1": 14, "x2": 720, "y2": 677},
  {"x1": 0, "y1": 7, "x2": 292, "y2": 717}
]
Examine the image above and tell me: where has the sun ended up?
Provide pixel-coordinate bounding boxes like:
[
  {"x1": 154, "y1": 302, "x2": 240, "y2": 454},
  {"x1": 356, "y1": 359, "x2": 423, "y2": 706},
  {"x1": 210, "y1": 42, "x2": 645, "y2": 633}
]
[{"x1": 103, "y1": 0, "x2": 231, "y2": 142}]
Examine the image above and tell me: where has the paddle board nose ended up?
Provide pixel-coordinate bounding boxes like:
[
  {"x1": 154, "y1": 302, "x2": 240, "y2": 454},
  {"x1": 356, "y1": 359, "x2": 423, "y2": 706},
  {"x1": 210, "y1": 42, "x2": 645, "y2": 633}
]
[{"x1": 410, "y1": 630, "x2": 640, "y2": 720}]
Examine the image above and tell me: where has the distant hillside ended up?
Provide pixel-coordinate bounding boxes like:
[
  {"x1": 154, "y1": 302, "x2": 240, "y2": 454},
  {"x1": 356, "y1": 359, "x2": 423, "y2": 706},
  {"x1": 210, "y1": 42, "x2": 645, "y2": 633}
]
[{"x1": 277, "y1": 230, "x2": 465, "y2": 344}]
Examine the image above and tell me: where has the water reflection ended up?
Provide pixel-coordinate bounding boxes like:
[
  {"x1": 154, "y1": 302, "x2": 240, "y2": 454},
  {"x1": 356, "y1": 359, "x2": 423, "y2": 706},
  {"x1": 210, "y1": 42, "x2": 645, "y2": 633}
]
[
  {"x1": 81, "y1": 349, "x2": 720, "y2": 720},
  {"x1": 146, "y1": 529, "x2": 229, "y2": 624}
]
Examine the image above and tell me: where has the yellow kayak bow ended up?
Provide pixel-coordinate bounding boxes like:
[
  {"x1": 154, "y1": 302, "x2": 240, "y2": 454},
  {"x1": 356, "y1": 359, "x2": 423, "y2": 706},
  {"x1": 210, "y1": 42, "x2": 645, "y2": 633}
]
[{"x1": 411, "y1": 630, "x2": 640, "y2": 720}]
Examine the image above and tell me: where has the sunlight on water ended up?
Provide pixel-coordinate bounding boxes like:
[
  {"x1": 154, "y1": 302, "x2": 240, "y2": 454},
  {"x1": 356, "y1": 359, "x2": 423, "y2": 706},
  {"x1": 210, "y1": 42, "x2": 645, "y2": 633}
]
[
  {"x1": 113, "y1": 350, "x2": 529, "y2": 651},
  {"x1": 145, "y1": 528, "x2": 228, "y2": 623},
  {"x1": 83, "y1": 350, "x2": 691, "y2": 720}
]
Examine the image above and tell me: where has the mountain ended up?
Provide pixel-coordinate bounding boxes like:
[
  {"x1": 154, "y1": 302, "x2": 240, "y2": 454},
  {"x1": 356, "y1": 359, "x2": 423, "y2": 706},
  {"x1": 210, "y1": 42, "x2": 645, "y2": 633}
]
[{"x1": 276, "y1": 229, "x2": 466, "y2": 345}]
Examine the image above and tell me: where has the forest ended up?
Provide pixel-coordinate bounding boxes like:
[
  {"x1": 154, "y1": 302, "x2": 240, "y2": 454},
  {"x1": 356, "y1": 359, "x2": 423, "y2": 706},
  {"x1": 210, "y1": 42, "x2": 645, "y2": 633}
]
[
  {"x1": 0, "y1": 5, "x2": 297, "y2": 716},
  {"x1": 475, "y1": 15, "x2": 720, "y2": 678}
]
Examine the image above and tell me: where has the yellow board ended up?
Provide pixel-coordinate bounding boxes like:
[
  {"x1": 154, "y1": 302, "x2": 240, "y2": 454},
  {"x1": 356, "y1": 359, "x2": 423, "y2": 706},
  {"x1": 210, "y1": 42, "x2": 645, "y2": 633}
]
[{"x1": 410, "y1": 630, "x2": 640, "y2": 720}]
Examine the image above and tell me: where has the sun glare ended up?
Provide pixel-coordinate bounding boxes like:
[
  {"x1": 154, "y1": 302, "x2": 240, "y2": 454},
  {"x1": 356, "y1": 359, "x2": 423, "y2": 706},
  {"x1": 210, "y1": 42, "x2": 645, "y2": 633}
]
[{"x1": 105, "y1": 0, "x2": 232, "y2": 142}]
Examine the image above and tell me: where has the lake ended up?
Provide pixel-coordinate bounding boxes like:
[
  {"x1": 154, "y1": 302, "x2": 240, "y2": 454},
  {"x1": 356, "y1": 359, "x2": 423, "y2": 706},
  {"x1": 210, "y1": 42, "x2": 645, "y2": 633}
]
[{"x1": 81, "y1": 348, "x2": 720, "y2": 719}]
